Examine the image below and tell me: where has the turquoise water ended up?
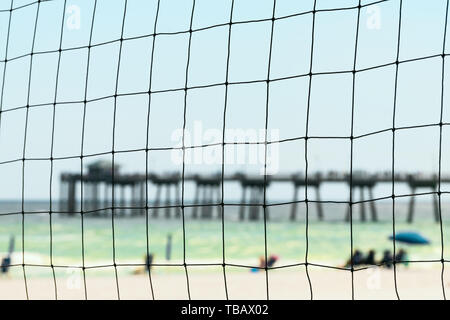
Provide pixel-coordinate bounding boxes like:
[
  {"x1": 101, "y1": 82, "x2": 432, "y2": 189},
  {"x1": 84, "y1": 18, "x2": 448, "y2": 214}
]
[{"x1": 0, "y1": 201, "x2": 449, "y2": 278}]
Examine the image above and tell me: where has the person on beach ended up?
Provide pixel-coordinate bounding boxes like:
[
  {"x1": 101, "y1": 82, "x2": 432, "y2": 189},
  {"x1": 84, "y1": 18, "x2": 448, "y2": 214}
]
[
  {"x1": 145, "y1": 253, "x2": 154, "y2": 271},
  {"x1": 364, "y1": 250, "x2": 376, "y2": 265},
  {"x1": 258, "y1": 256, "x2": 265, "y2": 269},
  {"x1": 267, "y1": 254, "x2": 279, "y2": 268},
  {"x1": 133, "y1": 253, "x2": 154, "y2": 275},
  {"x1": 165, "y1": 234, "x2": 172, "y2": 261},
  {"x1": 395, "y1": 249, "x2": 408, "y2": 266},
  {"x1": 258, "y1": 254, "x2": 279, "y2": 268},
  {"x1": 1, "y1": 255, "x2": 11, "y2": 275},
  {"x1": 380, "y1": 250, "x2": 393, "y2": 268},
  {"x1": 345, "y1": 250, "x2": 364, "y2": 268},
  {"x1": 1, "y1": 236, "x2": 14, "y2": 276},
  {"x1": 252, "y1": 254, "x2": 279, "y2": 272}
]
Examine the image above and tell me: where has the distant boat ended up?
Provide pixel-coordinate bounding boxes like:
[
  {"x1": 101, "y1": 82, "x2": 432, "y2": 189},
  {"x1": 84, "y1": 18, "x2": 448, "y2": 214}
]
[{"x1": 389, "y1": 231, "x2": 430, "y2": 245}]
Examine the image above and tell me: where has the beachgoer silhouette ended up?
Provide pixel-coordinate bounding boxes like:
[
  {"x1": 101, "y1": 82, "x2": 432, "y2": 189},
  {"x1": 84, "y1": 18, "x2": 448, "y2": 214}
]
[
  {"x1": 254, "y1": 254, "x2": 279, "y2": 272},
  {"x1": 132, "y1": 253, "x2": 154, "y2": 275},
  {"x1": 145, "y1": 253, "x2": 154, "y2": 271},
  {"x1": 1, "y1": 236, "x2": 14, "y2": 275},
  {"x1": 395, "y1": 249, "x2": 408, "y2": 266},
  {"x1": 165, "y1": 234, "x2": 172, "y2": 261},
  {"x1": 345, "y1": 250, "x2": 364, "y2": 267},
  {"x1": 1, "y1": 256, "x2": 11, "y2": 275},
  {"x1": 380, "y1": 250, "x2": 393, "y2": 268},
  {"x1": 267, "y1": 254, "x2": 279, "y2": 268},
  {"x1": 364, "y1": 250, "x2": 376, "y2": 265}
]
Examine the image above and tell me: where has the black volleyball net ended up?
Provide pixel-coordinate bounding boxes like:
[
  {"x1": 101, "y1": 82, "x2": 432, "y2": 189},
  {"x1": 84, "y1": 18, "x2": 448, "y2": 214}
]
[{"x1": 0, "y1": 0, "x2": 449, "y2": 300}]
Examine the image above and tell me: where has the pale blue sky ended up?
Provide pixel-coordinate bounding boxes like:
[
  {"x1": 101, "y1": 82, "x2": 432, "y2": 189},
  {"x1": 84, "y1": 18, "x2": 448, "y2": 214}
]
[{"x1": 0, "y1": 0, "x2": 449, "y2": 202}]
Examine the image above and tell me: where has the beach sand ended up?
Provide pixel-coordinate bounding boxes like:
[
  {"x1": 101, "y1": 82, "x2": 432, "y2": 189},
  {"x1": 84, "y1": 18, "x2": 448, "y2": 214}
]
[{"x1": 1, "y1": 266, "x2": 448, "y2": 300}]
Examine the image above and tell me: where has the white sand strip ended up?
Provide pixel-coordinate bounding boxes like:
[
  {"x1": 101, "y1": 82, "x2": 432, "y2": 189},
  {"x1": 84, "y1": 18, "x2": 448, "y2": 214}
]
[{"x1": 0, "y1": 267, "x2": 448, "y2": 300}]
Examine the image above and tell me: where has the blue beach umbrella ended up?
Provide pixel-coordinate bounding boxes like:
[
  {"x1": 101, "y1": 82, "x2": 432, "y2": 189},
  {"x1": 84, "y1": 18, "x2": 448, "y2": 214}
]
[{"x1": 389, "y1": 231, "x2": 430, "y2": 245}]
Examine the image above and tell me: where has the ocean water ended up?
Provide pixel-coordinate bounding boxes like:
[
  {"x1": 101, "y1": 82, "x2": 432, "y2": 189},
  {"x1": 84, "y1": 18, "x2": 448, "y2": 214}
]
[{"x1": 0, "y1": 200, "x2": 449, "y2": 277}]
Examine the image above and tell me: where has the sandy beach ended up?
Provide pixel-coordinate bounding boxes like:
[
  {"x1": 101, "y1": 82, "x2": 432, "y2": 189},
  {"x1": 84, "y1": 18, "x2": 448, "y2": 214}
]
[
  {"x1": 1, "y1": 212, "x2": 448, "y2": 300},
  {"x1": 0, "y1": 266, "x2": 448, "y2": 300}
]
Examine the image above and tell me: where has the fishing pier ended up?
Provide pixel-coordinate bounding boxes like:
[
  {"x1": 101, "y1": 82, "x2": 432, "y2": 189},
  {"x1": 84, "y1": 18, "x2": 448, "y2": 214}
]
[{"x1": 60, "y1": 161, "x2": 446, "y2": 223}]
